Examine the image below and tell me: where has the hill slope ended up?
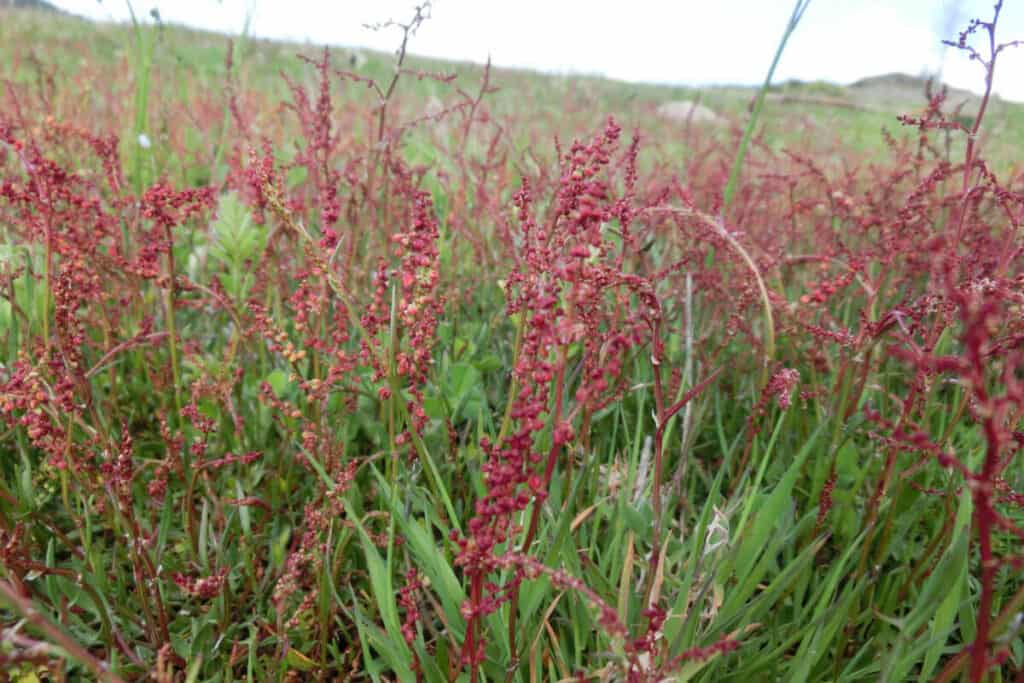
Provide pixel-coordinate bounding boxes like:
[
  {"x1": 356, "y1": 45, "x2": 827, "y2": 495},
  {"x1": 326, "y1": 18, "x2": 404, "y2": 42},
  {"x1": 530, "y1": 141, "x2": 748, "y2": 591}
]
[{"x1": 0, "y1": 4, "x2": 1021, "y2": 168}]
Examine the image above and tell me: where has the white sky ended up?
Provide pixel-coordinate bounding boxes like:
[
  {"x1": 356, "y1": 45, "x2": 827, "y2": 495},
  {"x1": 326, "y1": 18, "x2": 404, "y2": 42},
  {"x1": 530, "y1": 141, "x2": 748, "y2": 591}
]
[{"x1": 50, "y1": 0, "x2": 1024, "y2": 101}]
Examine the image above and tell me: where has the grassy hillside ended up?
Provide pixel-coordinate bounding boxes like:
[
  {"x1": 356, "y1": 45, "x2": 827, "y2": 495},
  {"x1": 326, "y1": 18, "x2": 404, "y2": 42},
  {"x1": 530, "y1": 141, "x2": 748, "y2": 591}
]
[{"x1": 2, "y1": 5, "x2": 1022, "y2": 172}]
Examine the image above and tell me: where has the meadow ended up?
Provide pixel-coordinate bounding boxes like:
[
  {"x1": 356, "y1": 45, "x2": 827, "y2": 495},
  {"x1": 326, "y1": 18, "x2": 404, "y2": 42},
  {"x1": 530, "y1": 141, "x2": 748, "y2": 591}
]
[{"x1": 1, "y1": 2, "x2": 1024, "y2": 681}]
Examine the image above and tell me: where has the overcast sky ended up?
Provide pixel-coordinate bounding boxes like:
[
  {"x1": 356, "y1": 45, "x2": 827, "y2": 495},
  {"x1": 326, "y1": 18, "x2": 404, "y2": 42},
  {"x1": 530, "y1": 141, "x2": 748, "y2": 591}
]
[{"x1": 50, "y1": 0, "x2": 1024, "y2": 101}]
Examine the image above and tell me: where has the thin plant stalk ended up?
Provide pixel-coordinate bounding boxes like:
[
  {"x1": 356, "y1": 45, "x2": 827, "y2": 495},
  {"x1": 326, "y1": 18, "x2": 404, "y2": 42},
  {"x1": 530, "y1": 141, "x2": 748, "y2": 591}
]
[
  {"x1": 721, "y1": 0, "x2": 812, "y2": 212},
  {"x1": 125, "y1": 0, "x2": 155, "y2": 197},
  {"x1": 0, "y1": 580, "x2": 128, "y2": 683}
]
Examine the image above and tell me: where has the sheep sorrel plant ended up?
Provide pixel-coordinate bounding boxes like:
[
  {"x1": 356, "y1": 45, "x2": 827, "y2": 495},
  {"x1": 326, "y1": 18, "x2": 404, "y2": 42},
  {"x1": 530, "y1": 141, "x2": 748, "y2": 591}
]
[{"x1": 3, "y1": 1, "x2": 1024, "y2": 681}]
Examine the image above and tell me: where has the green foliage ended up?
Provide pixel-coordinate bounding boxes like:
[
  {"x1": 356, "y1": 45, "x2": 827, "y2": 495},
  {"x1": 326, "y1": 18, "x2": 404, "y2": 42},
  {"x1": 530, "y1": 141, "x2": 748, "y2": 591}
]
[{"x1": 207, "y1": 191, "x2": 268, "y2": 300}]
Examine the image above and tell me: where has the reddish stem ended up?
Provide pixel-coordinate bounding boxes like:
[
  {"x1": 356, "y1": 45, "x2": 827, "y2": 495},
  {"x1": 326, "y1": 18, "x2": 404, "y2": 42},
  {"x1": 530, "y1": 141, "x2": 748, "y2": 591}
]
[
  {"x1": 506, "y1": 345, "x2": 568, "y2": 660},
  {"x1": 970, "y1": 415, "x2": 1001, "y2": 682}
]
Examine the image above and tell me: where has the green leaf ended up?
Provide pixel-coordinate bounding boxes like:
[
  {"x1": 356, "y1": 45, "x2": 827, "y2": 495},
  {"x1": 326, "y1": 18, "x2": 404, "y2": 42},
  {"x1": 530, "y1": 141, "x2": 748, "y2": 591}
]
[
  {"x1": 918, "y1": 489, "x2": 972, "y2": 681},
  {"x1": 449, "y1": 362, "x2": 481, "y2": 400},
  {"x1": 789, "y1": 533, "x2": 866, "y2": 680},
  {"x1": 733, "y1": 423, "x2": 822, "y2": 585},
  {"x1": 342, "y1": 498, "x2": 414, "y2": 678},
  {"x1": 371, "y1": 469, "x2": 467, "y2": 640},
  {"x1": 265, "y1": 370, "x2": 290, "y2": 398},
  {"x1": 285, "y1": 648, "x2": 317, "y2": 673},
  {"x1": 349, "y1": 592, "x2": 415, "y2": 682},
  {"x1": 209, "y1": 191, "x2": 267, "y2": 298}
]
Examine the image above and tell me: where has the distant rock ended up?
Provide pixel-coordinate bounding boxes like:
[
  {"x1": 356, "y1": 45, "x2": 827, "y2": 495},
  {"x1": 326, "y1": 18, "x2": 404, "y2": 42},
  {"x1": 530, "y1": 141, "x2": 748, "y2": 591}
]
[
  {"x1": 656, "y1": 100, "x2": 722, "y2": 125},
  {"x1": 848, "y1": 72, "x2": 987, "y2": 112}
]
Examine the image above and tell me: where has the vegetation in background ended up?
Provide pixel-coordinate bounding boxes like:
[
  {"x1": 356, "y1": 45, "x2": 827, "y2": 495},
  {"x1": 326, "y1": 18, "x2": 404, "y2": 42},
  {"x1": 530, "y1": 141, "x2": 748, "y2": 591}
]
[{"x1": 1, "y1": 2, "x2": 1023, "y2": 681}]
